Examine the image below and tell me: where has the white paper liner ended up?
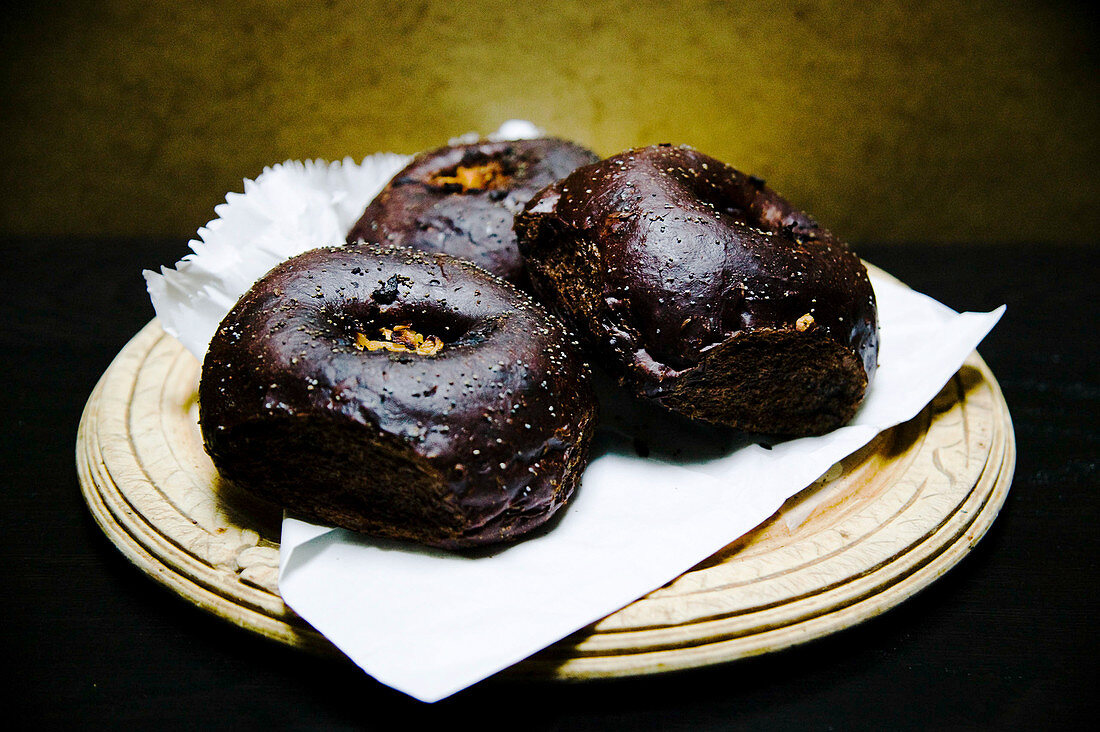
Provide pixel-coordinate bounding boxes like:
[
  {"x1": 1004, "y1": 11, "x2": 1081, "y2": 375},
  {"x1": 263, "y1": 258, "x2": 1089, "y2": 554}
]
[
  {"x1": 144, "y1": 122, "x2": 1004, "y2": 703},
  {"x1": 144, "y1": 120, "x2": 544, "y2": 358}
]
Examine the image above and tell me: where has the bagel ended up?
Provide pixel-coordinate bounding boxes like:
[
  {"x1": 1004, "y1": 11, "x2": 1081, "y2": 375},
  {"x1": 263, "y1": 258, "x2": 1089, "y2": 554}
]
[
  {"x1": 346, "y1": 138, "x2": 599, "y2": 288},
  {"x1": 514, "y1": 144, "x2": 878, "y2": 436},
  {"x1": 199, "y1": 244, "x2": 598, "y2": 548}
]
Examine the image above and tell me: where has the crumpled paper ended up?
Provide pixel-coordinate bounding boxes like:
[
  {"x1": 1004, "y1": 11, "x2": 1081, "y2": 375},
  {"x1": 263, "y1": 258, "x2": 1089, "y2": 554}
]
[
  {"x1": 144, "y1": 120, "x2": 543, "y2": 356},
  {"x1": 145, "y1": 122, "x2": 1003, "y2": 703}
]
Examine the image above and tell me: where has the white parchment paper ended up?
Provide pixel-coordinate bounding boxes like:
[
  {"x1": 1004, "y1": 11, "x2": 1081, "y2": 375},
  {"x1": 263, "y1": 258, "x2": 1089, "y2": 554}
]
[{"x1": 144, "y1": 123, "x2": 1004, "y2": 703}]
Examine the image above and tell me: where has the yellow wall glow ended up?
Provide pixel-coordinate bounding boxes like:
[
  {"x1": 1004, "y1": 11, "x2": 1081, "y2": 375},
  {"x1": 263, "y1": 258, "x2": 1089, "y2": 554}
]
[{"x1": 1, "y1": 1, "x2": 1096, "y2": 243}]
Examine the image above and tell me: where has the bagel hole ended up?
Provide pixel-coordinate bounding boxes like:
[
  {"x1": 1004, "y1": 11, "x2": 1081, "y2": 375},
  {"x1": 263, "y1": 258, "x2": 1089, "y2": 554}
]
[
  {"x1": 675, "y1": 165, "x2": 763, "y2": 230},
  {"x1": 326, "y1": 304, "x2": 481, "y2": 355},
  {"x1": 427, "y1": 151, "x2": 516, "y2": 193}
]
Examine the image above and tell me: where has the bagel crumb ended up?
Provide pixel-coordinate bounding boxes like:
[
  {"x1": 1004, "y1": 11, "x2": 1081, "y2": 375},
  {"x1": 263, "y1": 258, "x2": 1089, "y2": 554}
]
[{"x1": 796, "y1": 313, "x2": 815, "y2": 332}]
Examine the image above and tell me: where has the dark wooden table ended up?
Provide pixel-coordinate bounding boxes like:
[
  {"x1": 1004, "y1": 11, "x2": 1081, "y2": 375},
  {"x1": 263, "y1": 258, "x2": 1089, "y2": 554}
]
[{"x1": 3, "y1": 239, "x2": 1096, "y2": 729}]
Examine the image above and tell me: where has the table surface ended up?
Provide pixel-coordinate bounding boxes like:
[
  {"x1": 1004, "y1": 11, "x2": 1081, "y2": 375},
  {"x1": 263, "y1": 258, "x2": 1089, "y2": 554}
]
[{"x1": 2, "y1": 238, "x2": 1096, "y2": 729}]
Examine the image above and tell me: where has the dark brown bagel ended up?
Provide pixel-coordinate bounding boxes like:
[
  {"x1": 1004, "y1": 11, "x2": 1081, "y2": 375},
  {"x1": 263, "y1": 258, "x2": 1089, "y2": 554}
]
[
  {"x1": 199, "y1": 244, "x2": 598, "y2": 549},
  {"x1": 346, "y1": 138, "x2": 599, "y2": 288},
  {"x1": 514, "y1": 144, "x2": 878, "y2": 437}
]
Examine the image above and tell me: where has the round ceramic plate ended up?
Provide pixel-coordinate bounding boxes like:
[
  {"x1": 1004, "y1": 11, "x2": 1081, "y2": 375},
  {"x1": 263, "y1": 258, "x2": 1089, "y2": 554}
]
[{"x1": 77, "y1": 316, "x2": 1014, "y2": 679}]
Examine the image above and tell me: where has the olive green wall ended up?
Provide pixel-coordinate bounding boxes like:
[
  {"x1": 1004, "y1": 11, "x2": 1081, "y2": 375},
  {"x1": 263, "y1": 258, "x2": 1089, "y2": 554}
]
[{"x1": 1, "y1": 1, "x2": 1096, "y2": 243}]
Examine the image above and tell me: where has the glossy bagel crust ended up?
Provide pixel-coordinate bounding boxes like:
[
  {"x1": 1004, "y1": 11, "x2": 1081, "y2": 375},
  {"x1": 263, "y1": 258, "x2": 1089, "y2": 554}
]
[
  {"x1": 199, "y1": 244, "x2": 598, "y2": 549},
  {"x1": 346, "y1": 138, "x2": 599, "y2": 287},
  {"x1": 514, "y1": 144, "x2": 878, "y2": 436}
]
